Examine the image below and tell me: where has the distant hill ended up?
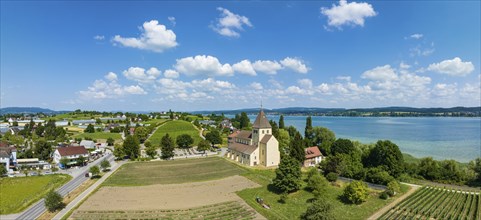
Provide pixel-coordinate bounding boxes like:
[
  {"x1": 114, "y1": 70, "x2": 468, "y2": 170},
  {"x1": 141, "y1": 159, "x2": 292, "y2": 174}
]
[{"x1": 0, "y1": 107, "x2": 70, "y2": 115}]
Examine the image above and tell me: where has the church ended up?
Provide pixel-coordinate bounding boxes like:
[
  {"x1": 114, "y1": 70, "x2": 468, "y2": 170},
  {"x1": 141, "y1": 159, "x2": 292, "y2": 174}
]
[{"x1": 226, "y1": 109, "x2": 280, "y2": 167}]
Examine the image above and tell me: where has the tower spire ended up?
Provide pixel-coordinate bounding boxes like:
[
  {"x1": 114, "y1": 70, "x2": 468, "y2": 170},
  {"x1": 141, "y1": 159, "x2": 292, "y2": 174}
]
[{"x1": 260, "y1": 100, "x2": 263, "y2": 111}]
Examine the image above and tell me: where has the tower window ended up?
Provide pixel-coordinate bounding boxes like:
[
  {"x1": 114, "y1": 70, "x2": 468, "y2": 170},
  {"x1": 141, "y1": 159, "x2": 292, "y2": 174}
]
[{"x1": 262, "y1": 130, "x2": 264, "y2": 134}]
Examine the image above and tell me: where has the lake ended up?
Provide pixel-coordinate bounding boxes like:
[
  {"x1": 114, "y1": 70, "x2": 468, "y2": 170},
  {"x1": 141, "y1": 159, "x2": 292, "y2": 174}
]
[{"x1": 229, "y1": 115, "x2": 481, "y2": 163}]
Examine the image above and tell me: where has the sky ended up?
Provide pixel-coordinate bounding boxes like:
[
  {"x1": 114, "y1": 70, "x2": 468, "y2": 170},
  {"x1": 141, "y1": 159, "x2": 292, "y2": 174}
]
[{"x1": 1, "y1": 1, "x2": 480, "y2": 112}]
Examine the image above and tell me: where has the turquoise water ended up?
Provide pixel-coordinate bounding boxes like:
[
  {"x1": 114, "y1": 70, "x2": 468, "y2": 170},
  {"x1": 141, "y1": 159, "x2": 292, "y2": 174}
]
[{"x1": 232, "y1": 115, "x2": 481, "y2": 162}]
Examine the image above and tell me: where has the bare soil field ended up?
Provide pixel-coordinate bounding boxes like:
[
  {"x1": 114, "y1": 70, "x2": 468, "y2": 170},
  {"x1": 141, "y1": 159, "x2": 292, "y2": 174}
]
[{"x1": 72, "y1": 175, "x2": 264, "y2": 219}]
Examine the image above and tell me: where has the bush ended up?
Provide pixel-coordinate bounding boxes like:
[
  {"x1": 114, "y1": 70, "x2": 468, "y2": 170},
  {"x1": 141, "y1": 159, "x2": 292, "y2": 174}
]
[
  {"x1": 365, "y1": 167, "x2": 395, "y2": 185},
  {"x1": 300, "y1": 198, "x2": 335, "y2": 220},
  {"x1": 326, "y1": 172, "x2": 338, "y2": 182},
  {"x1": 387, "y1": 180, "x2": 400, "y2": 195},
  {"x1": 279, "y1": 192, "x2": 288, "y2": 204},
  {"x1": 44, "y1": 190, "x2": 64, "y2": 212},
  {"x1": 379, "y1": 191, "x2": 389, "y2": 200},
  {"x1": 343, "y1": 180, "x2": 368, "y2": 204}
]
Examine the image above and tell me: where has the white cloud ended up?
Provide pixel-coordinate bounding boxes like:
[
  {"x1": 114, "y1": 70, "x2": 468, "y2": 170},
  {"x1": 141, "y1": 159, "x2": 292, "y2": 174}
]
[
  {"x1": 409, "y1": 33, "x2": 423, "y2": 39},
  {"x1": 321, "y1": 0, "x2": 377, "y2": 29},
  {"x1": 212, "y1": 7, "x2": 252, "y2": 37},
  {"x1": 168, "y1": 16, "x2": 176, "y2": 26},
  {"x1": 336, "y1": 76, "x2": 351, "y2": 81},
  {"x1": 94, "y1": 35, "x2": 105, "y2": 40},
  {"x1": 105, "y1": 72, "x2": 118, "y2": 81},
  {"x1": 250, "y1": 82, "x2": 263, "y2": 90},
  {"x1": 361, "y1": 65, "x2": 398, "y2": 81},
  {"x1": 427, "y1": 57, "x2": 475, "y2": 76},
  {"x1": 432, "y1": 83, "x2": 457, "y2": 97},
  {"x1": 79, "y1": 79, "x2": 146, "y2": 99},
  {"x1": 113, "y1": 20, "x2": 178, "y2": 52},
  {"x1": 252, "y1": 60, "x2": 283, "y2": 75},
  {"x1": 233, "y1": 60, "x2": 256, "y2": 76},
  {"x1": 124, "y1": 85, "x2": 147, "y2": 95},
  {"x1": 280, "y1": 57, "x2": 309, "y2": 73},
  {"x1": 298, "y1": 79, "x2": 313, "y2": 88},
  {"x1": 174, "y1": 55, "x2": 234, "y2": 77},
  {"x1": 163, "y1": 69, "x2": 179, "y2": 78},
  {"x1": 123, "y1": 67, "x2": 161, "y2": 83},
  {"x1": 399, "y1": 62, "x2": 411, "y2": 69}
]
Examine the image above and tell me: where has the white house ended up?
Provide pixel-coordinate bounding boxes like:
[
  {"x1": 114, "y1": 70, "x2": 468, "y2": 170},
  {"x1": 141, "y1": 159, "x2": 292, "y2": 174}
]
[
  {"x1": 0, "y1": 142, "x2": 17, "y2": 174},
  {"x1": 79, "y1": 140, "x2": 96, "y2": 149},
  {"x1": 303, "y1": 146, "x2": 324, "y2": 167},
  {"x1": 53, "y1": 146, "x2": 89, "y2": 168},
  {"x1": 227, "y1": 110, "x2": 280, "y2": 167}
]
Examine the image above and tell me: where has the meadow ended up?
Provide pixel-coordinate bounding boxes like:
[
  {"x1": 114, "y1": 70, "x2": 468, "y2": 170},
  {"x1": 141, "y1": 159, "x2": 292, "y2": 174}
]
[
  {"x1": 147, "y1": 120, "x2": 202, "y2": 147},
  {"x1": 73, "y1": 132, "x2": 122, "y2": 141},
  {"x1": 0, "y1": 174, "x2": 71, "y2": 214},
  {"x1": 103, "y1": 157, "x2": 246, "y2": 186}
]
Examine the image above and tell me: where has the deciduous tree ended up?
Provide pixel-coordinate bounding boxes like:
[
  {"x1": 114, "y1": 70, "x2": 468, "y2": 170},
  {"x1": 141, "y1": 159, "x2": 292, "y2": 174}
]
[
  {"x1": 84, "y1": 124, "x2": 95, "y2": 133},
  {"x1": 176, "y1": 134, "x2": 194, "y2": 148},
  {"x1": 311, "y1": 127, "x2": 336, "y2": 156},
  {"x1": 343, "y1": 180, "x2": 368, "y2": 204},
  {"x1": 366, "y1": 140, "x2": 404, "y2": 177},
  {"x1": 123, "y1": 135, "x2": 140, "y2": 159},
  {"x1": 197, "y1": 139, "x2": 211, "y2": 154},
  {"x1": 89, "y1": 165, "x2": 100, "y2": 177},
  {"x1": 205, "y1": 130, "x2": 222, "y2": 147},
  {"x1": 161, "y1": 134, "x2": 175, "y2": 160},
  {"x1": 100, "y1": 159, "x2": 111, "y2": 171},
  {"x1": 44, "y1": 190, "x2": 64, "y2": 212}
]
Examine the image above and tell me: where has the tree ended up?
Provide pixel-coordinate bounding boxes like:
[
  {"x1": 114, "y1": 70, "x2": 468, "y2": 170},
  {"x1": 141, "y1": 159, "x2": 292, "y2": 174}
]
[
  {"x1": 468, "y1": 158, "x2": 481, "y2": 182},
  {"x1": 123, "y1": 135, "x2": 140, "y2": 159},
  {"x1": 205, "y1": 130, "x2": 222, "y2": 147},
  {"x1": 238, "y1": 112, "x2": 250, "y2": 129},
  {"x1": 308, "y1": 171, "x2": 328, "y2": 198},
  {"x1": 304, "y1": 116, "x2": 313, "y2": 145},
  {"x1": 161, "y1": 134, "x2": 175, "y2": 159},
  {"x1": 44, "y1": 190, "x2": 64, "y2": 212},
  {"x1": 273, "y1": 156, "x2": 302, "y2": 193},
  {"x1": 311, "y1": 127, "x2": 336, "y2": 156},
  {"x1": 84, "y1": 124, "x2": 95, "y2": 133},
  {"x1": 326, "y1": 172, "x2": 338, "y2": 182},
  {"x1": 100, "y1": 159, "x2": 111, "y2": 171},
  {"x1": 418, "y1": 157, "x2": 441, "y2": 180},
  {"x1": 76, "y1": 155, "x2": 86, "y2": 166},
  {"x1": 89, "y1": 165, "x2": 100, "y2": 177},
  {"x1": 145, "y1": 145, "x2": 157, "y2": 159},
  {"x1": 60, "y1": 157, "x2": 70, "y2": 168},
  {"x1": 113, "y1": 143, "x2": 125, "y2": 159},
  {"x1": 331, "y1": 138, "x2": 356, "y2": 156},
  {"x1": 106, "y1": 137, "x2": 115, "y2": 146},
  {"x1": 365, "y1": 167, "x2": 394, "y2": 185},
  {"x1": 289, "y1": 132, "x2": 305, "y2": 164},
  {"x1": 269, "y1": 120, "x2": 280, "y2": 138},
  {"x1": 343, "y1": 180, "x2": 368, "y2": 204},
  {"x1": 277, "y1": 129, "x2": 290, "y2": 157},
  {"x1": 279, "y1": 115, "x2": 285, "y2": 129},
  {"x1": 134, "y1": 127, "x2": 149, "y2": 143},
  {"x1": 176, "y1": 134, "x2": 194, "y2": 148},
  {"x1": 0, "y1": 165, "x2": 7, "y2": 176},
  {"x1": 387, "y1": 180, "x2": 401, "y2": 196},
  {"x1": 300, "y1": 199, "x2": 335, "y2": 220},
  {"x1": 366, "y1": 140, "x2": 404, "y2": 177},
  {"x1": 197, "y1": 139, "x2": 211, "y2": 154},
  {"x1": 34, "y1": 138, "x2": 52, "y2": 161},
  {"x1": 169, "y1": 109, "x2": 174, "y2": 120}
]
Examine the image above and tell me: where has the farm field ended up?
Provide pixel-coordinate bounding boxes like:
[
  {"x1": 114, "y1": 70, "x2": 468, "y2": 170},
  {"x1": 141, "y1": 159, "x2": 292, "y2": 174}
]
[
  {"x1": 0, "y1": 174, "x2": 71, "y2": 214},
  {"x1": 237, "y1": 169, "x2": 409, "y2": 220},
  {"x1": 103, "y1": 157, "x2": 246, "y2": 186},
  {"x1": 379, "y1": 187, "x2": 481, "y2": 220},
  {"x1": 147, "y1": 120, "x2": 202, "y2": 147},
  {"x1": 73, "y1": 132, "x2": 122, "y2": 141}
]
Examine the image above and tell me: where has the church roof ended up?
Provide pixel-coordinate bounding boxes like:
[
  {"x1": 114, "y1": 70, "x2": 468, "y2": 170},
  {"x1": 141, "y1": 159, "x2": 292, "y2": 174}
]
[
  {"x1": 228, "y1": 142, "x2": 258, "y2": 155},
  {"x1": 253, "y1": 110, "x2": 271, "y2": 129},
  {"x1": 260, "y1": 134, "x2": 272, "y2": 144},
  {"x1": 237, "y1": 130, "x2": 252, "y2": 139}
]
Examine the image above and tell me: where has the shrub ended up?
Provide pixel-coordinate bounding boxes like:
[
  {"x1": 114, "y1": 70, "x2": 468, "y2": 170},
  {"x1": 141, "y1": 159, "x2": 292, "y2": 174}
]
[
  {"x1": 365, "y1": 167, "x2": 395, "y2": 185},
  {"x1": 44, "y1": 190, "x2": 64, "y2": 212},
  {"x1": 379, "y1": 191, "x2": 389, "y2": 200},
  {"x1": 343, "y1": 180, "x2": 368, "y2": 204},
  {"x1": 300, "y1": 198, "x2": 335, "y2": 220},
  {"x1": 387, "y1": 180, "x2": 401, "y2": 195},
  {"x1": 279, "y1": 192, "x2": 288, "y2": 204},
  {"x1": 326, "y1": 172, "x2": 338, "y2": 182}
]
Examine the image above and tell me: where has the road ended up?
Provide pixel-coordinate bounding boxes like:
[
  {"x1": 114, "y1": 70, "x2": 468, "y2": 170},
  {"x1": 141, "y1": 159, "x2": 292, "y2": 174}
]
[{"x1": 11, "y1": 154, "x2": 114, "y2": 220}]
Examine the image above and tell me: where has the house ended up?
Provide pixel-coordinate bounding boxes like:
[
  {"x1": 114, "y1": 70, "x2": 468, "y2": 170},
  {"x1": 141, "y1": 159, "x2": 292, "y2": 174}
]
[
  {"x1": 304, "y1": 146, "x2": 324, "y2": 167},
  {"x1": 0, "y1": 142, "x2": 17, "y2": 173},
  {"x1": 79, "y1": 140, "x2": 96, "y2": 149},
  {"x1": 53, "y1": 146, "x2": 89, "y2": 168},
  {"x1": 220, "y1": 119, "x2": 233, "y2": 129},
  {"x1": 199, "y1": 120, "x2": 216, "y2": 125},
  {"x1": 226, "y1": 109, "x2": 280, "y2": 167}
]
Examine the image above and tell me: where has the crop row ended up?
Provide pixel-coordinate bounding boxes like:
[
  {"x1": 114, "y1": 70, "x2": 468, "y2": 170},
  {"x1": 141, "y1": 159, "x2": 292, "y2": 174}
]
[{"x1": 379, "y1": 187, "x2": 480, "y2": 220}]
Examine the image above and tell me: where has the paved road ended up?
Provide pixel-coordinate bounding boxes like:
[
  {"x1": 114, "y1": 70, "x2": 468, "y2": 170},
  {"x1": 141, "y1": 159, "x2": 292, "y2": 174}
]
[{"x1": 10, "y1": 154, "x2": 114, "y2": 220}]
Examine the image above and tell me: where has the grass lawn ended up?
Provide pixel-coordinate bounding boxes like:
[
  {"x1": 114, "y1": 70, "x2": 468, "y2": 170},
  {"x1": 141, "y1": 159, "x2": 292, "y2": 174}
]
[
  {"x1": 0, "y1": 174, "x2": 71, "y2": 214},
  {"x1": 143, "y1": 118, "x2": 168, "y2": 125},
  {"x1": 103, "y1": 157, "x2": 246, "y2": 186},
  {"x1": 237, "y1": 169, "x2": 410, "y2": 220},
  {"x1": 73, "y1": 132, "x2": 122, "y2": 141},
  {"x1": 148, "y1": 120, "x2": 202, "y2": 147}
]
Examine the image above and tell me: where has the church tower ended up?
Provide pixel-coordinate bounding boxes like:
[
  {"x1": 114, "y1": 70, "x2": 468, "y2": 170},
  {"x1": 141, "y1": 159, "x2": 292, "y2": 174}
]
[{"x1": 252, "y1": 109, "x2": 272, "y2": 145}]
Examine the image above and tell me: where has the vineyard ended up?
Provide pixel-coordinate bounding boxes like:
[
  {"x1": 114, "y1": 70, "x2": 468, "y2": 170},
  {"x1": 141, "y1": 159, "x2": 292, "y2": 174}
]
[{"x1": 379, "y1": 187, "x2": 481, "y2": 220}]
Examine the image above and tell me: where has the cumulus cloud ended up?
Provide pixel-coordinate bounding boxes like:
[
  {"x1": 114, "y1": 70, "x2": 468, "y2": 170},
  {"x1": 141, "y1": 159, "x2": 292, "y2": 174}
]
[
  {"x1": 212, "y1": 7, "x2": 252, "y2": 37},
  {"x1": 79, "y1": 79, "x2": 146, "y2": 99},
  {"x1": 298, "y1": 78, "x2": 313, "y2": 88},
  {"x1": 427, "y1": 57, "x2": 475, "y2": 76},
  {"x1": 252, "y1": 60, "x2": 283, "y2": 75},
  {"x1": 233, "y1": 60, "x2": 256, "y2": 76},
  {"x1": 113, "y1": 20, "x2": 178, "y2": 52},
  {"x1": 123, "y1": 67, "x2": 161, "y2": 83},
  {"x1": 408, "y1": 33, "x2": 423, "y2": 40},
  {"x1": 104, "y1": 72, "x2": 118, "y2": 81},
  {"x1": 361, "y1": 65, "x2": 398, "y2": 81},
  {"x1": 280, "y1": 57, "x2": 309, "y2": 73},
  {"x1": 250, "y1": 82, "x2": 263, "y2": 90},
  {"x1": 168, "y1": 16, "x2": 176, "y2": 26},
  {"x1": 155, "y1": 77, "x2": 236, "y2": 102},
  {"x1": 163, "y1": 69, "x2": 179, "y2": 78},
  {"x1": 94, "y1": 35, "x2": 105, "y2": 40},
  {"x1": 174, "y1": 55, "x2": 234, "y2": 77},
  {"x1": 321, "y1": 0, "x2": 377, "y2": 29}
]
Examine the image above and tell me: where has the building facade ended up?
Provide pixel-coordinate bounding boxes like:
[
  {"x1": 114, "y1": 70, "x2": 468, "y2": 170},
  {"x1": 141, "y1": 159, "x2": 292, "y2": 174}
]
[
  {"x1": 303, "y1": 146, "x2": 324, "y2": 167},
  {"x1": 53, "y1": 146, "x2": 89, "y2": 168},
  {"x1": 227, "y1": 110, "x2": 280, "y2": 167}
]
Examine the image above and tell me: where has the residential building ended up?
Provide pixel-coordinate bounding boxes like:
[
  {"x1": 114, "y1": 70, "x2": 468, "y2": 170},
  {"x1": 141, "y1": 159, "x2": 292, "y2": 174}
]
[
  {"x1": 226, "y1": 110, "x2": 280, "y2": 167},
  {"x1": 304, "y1": 146, "x2": 324, "y2": 167},
  {"x1": 80, "y1": 140, "x2": 96, "y2": 149},
  {"x1": 53, "y1": 146, "x2": 89, "y2": 168},
  {"x1": 0, "y1": 142, "x2": 17, "y2": 173}
]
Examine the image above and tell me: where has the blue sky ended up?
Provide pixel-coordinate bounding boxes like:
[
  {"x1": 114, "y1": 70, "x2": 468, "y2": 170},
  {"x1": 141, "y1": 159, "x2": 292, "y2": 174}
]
[{"x1": 1, "y1": 1, "x2": 480, "y2": 111}]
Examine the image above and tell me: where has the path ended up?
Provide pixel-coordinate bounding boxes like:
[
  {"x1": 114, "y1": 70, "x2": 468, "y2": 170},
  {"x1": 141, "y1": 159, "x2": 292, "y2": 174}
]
[
  {"x1": 367, "y1": 183, "x2": 421, "y2": 220},
  {"x1": 52, "y1": 159, "x2": 126, "y2": 220}
]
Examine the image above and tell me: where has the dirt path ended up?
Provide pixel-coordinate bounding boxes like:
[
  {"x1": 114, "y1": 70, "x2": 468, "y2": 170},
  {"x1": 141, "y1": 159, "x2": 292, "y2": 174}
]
[{"x1": 367, "y1": 183, "x2": 421, "y2": 220}]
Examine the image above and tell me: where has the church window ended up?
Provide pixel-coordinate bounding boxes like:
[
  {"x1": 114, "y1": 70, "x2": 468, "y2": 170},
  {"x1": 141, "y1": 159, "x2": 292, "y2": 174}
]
[
  {"x1": 267, "y1": 130, "x2": 269, "y2": 134},
  {"x1": 262, "y1": 130, "x2": 264, "y2": 134}
]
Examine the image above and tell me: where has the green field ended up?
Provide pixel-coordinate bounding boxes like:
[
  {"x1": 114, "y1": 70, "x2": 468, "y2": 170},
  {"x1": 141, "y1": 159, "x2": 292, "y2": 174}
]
[
  {"x1": 103, "y1": 157, "x2": 245, "y2": 186},
  {"x1": 148, "y1": 120, "x2": 202, "y2": 147},
  {"x1": 70, "y1": 201, "x2": 257, "y2": 220},
  {"x1": 379, "y1": 187, "x2": 481, "y2": 220},
  {"x1": 73, "y1": 132, "x2": 122, "y2": 141},
  {"x1": 237, "y1": 170, "x2": 409, "y2": 220},
  {"x1": 0, "y1": 174, "x2": 71, "y2": 214}
]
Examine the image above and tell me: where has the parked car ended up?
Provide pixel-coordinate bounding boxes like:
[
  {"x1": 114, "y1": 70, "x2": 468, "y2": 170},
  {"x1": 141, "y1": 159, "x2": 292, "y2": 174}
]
[{"x1": 30, "y1": 172, "x2": 39, "y2": 176}]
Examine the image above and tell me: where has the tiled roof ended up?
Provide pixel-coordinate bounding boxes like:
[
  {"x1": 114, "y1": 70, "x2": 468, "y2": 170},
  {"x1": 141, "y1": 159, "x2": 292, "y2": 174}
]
[
  {"x1": 260, "y1": 134, "x2": 272, "y2": 144},
  {"x1": 305, "y1": 146, "x2": 322, "y2": 159},
  {"x1": 253, "y1": 110, "x2": 271, "y2": 129},
  {"x1": 57, "y1": 146, "x2": 88, "y2": 156},
  {"x1": 228, "y1": 142, "x2": 258, "y2": 155},
  {"x1": 237, "y1": 130, "x2": 252, "y2": 139}
]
